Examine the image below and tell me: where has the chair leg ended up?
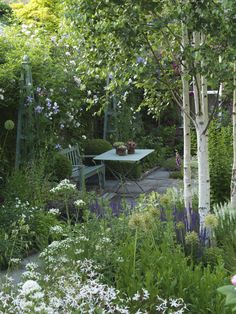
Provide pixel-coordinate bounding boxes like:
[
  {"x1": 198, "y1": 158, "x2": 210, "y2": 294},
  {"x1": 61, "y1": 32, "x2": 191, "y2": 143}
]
[
  {"x1": 79, "y1": 171, "x2": 86, "y2": 192},
  {"x1": 98, "y1": 170, "x2": 105, "y2": 190},
  {"x1": 102, "y1": 168, "x2": 105, "y2": 189}
]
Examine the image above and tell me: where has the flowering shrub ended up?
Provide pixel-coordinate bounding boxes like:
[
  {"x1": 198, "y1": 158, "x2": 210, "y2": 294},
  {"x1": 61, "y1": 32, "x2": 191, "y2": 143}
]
[
  {"x1": 0, "y1": 197, "x2": 61, "y2": 270},
  {"x1": 0, "y1": 239, "x2": 188, "y2": 314},
  {"x1": 218, "y1": 275, "x2": 236, "y2": 312}
]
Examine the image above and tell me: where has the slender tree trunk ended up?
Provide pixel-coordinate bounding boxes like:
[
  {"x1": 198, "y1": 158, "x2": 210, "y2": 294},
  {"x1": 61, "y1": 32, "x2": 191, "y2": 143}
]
[
  {"x1": 193, "y1": 32, "x2": 211, "y2": 241},
  {"x1": 181, "y1": 24, "x2": 192, "y2": 229},
  {"x1": 230, "y1": 61, "x2": 236, "y2": 209}
]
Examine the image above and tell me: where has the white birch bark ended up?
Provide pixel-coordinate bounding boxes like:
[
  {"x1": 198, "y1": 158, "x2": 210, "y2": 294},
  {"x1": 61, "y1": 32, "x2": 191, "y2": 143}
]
[
  {"x1": 230, "y1": 61, "x2": 236, "y2": 209},
  {"x1": 181, "y1": 24, "x2": 192, "y2": 228},
  {"x1": 193, "y1": 32, "x2": 211, "y2": 240}
]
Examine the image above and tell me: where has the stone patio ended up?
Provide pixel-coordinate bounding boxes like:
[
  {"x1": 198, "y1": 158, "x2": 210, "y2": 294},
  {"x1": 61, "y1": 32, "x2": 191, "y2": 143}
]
[{"x1": 103, "y1": 167, "x2": 182, "y2": 197}]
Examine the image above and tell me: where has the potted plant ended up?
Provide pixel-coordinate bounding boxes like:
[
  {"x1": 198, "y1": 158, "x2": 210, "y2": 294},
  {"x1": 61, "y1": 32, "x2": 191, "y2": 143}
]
[
  {"x1": 113, "y1": 142, "x2": 125, "y2": 154},
  {"x1": 126, "y1": 140, "x2": 136, "y2": 154},
  {"x1": 116, "y1": 145, "x2": 127, "y2": 156}
]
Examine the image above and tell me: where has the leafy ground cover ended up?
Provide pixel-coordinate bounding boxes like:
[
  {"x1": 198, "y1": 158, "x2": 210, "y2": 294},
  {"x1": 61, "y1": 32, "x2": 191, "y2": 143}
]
[{"x1": 0, "y1": 180, "x2": 235, "y2": 313}]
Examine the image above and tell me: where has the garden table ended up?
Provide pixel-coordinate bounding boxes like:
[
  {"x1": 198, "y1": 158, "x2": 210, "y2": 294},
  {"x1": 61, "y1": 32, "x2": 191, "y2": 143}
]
[{"x1": 94, "y1": 149, "x2": 154, "y2": 194}]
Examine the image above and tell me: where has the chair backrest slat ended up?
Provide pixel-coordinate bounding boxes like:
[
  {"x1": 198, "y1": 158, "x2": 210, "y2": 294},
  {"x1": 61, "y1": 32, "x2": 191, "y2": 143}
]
[{"x1": 60, "y1": 145, "x2": 82, "y2": 166}]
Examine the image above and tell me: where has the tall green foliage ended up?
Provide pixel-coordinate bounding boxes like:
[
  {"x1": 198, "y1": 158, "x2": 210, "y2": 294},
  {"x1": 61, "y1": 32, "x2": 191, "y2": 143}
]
[{"x1": 209, "y1": 120, "x2": 233, "y2": 205}]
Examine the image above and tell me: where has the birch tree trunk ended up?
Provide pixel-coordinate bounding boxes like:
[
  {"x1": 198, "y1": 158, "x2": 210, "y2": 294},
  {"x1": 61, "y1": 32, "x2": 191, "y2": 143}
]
[
  {"x1": 230, "y1": 61, "x2": 236, "y2": 209},
  {"x1": 193, "y1": 32, "x2": 211, "y2": 241},
  {"x1": 181, "y1": 24, "x2": 192, "y2": 229}
]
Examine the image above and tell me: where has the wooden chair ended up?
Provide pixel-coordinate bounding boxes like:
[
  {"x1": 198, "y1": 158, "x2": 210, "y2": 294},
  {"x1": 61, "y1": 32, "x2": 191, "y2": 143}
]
[{"x1": 60, "y1": 145, "x2": 105, "y2": 190}]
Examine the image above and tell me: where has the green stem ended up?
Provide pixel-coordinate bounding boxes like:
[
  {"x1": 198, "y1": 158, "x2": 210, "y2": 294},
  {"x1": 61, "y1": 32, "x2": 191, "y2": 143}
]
[
  {"x1": 150, "y1": 230, "x2": 157, "y2": 249},
  {"x1": 133, "y1": 228, "x2": 138, "y2": 278},
  {"x1": 7, "y1": 231, "x2": 18, "y2": 274},
  {"x1": 65, "y1": 196, "x2": 71, "y2": 226},
  {"x1": 2, "y1": 131, "x2": 9, "y2": 151}
]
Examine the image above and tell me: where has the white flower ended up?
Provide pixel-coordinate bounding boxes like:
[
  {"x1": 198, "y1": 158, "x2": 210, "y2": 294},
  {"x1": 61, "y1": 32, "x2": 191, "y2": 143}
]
[
  {"x1": 75, "y1": 249, "x2": 84, "y2": 254},
  {"x1": 73, "y1": 76, "x2": 81, "y2": 86},
  {"x1": 31, "y1": 291, "x2": 44, "y2": 299},
  {"x1": 65, "y1": 51, "x2": 71, "y2": 56},
  {"x1": 74, "y1": 200, "x2": 85, "y2": 207},
  {"x1": 142, "y1": 288, "x2": 150, "y2": 300},
  {"x1": 170, "y1": 298, "x2": 185, "y2": 308},
  {"x1": 50, "y1": 225, "x2": 63, "y2": 234},
  {"x1": 132, "y1": 292, "x2": 140, "y2": 301},
  {"x1": 95, "y1": 245, "x2": 101, "y2": 251},
  {"x1": 101, "y1": 237, "x2": 111, "y2": 243},
  {"x1": 50, "y1": 179, "x2": 76, "y2": 194},
  {"x1": 21, "y1": 280, "x2": 41, "y2": 295},
  {"x1": 49, "y1": 208, "x2": 60, "y2": 215},
  {"x1": 9, "y1": 258, "x2": 21, "y2": 265},
  {"x1": 82, "y1": 135, "x2": 87, "y2": 140}
]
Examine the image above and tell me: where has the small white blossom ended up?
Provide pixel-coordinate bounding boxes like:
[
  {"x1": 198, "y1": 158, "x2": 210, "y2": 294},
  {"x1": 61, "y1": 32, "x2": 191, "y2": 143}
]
[
  {"x1": 50, "y1": 226, "x2": 63, "y2": 234},
  {"x1": 49, "y1": 208, "x2": 60, "y2": 215},
  {"x1": 74, "y1": 200, "x2": 86, "y2": 207},
  {"x1": 132, "y1": 292, "x2": 140, "y2": 301},
  {"x1": 50, "y1": 179, "x2": 76, "y2": 194}
]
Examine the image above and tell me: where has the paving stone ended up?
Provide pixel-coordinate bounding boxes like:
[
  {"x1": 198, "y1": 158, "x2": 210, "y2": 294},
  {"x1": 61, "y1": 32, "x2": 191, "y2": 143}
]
[
  {"x1": 147, "y1": 170, "x2": 170, "y2": 180},
  {"x1": 0, "y1": 253, "x2": 41, "y2": 286}
]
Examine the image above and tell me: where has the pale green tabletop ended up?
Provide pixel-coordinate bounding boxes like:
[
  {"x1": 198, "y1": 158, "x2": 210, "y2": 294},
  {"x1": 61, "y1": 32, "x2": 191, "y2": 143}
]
[{"x1": 94, "y1": 149, "x2": 154, "y2": 162}]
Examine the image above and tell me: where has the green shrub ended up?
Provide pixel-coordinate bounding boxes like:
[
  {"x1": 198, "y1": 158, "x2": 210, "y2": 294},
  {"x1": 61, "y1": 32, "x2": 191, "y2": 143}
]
[
  {"x1": 161, "y1": 156, "x2": 181, "y2": 171},
  {"x1": 169, "y1": 170, "x2": 183, "y2": 179},
  {"x1": 215, "y1": 210, "x2": 236, "y2": 272},
  {"x1": 3, "y1": 161, "x2": 52, "y2": 206},
  {"x1": 83, "y1": 138, "x2": 112, "y2": 155},
  {"x1": 202, "y1": 247, "x2": 224, "y2": 268},
  {"x1": 0, "y1": 2, "x2": 12, "y2": 21},
  {"x1": 209, "y1": 121, "x2": 232, "y2": 205},
  {"x1": 50, "y1": 153, "x2": 72, "y2": 182},
  {"x1": 0, "y1": 198, "x2": 61, "y2": 270},
  {"x1": 30, "y1": 210, "x2": 63, "y2": 250}
]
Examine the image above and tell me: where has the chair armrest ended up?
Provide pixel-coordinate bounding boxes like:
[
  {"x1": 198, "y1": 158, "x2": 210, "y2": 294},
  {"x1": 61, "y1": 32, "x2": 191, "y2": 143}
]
[
  {"x1": 81, "y1": 155, "x2": 96, "y2": 158},
  {"x1": 72, "y1": 164, "x2": 84, "y2": 170}
]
